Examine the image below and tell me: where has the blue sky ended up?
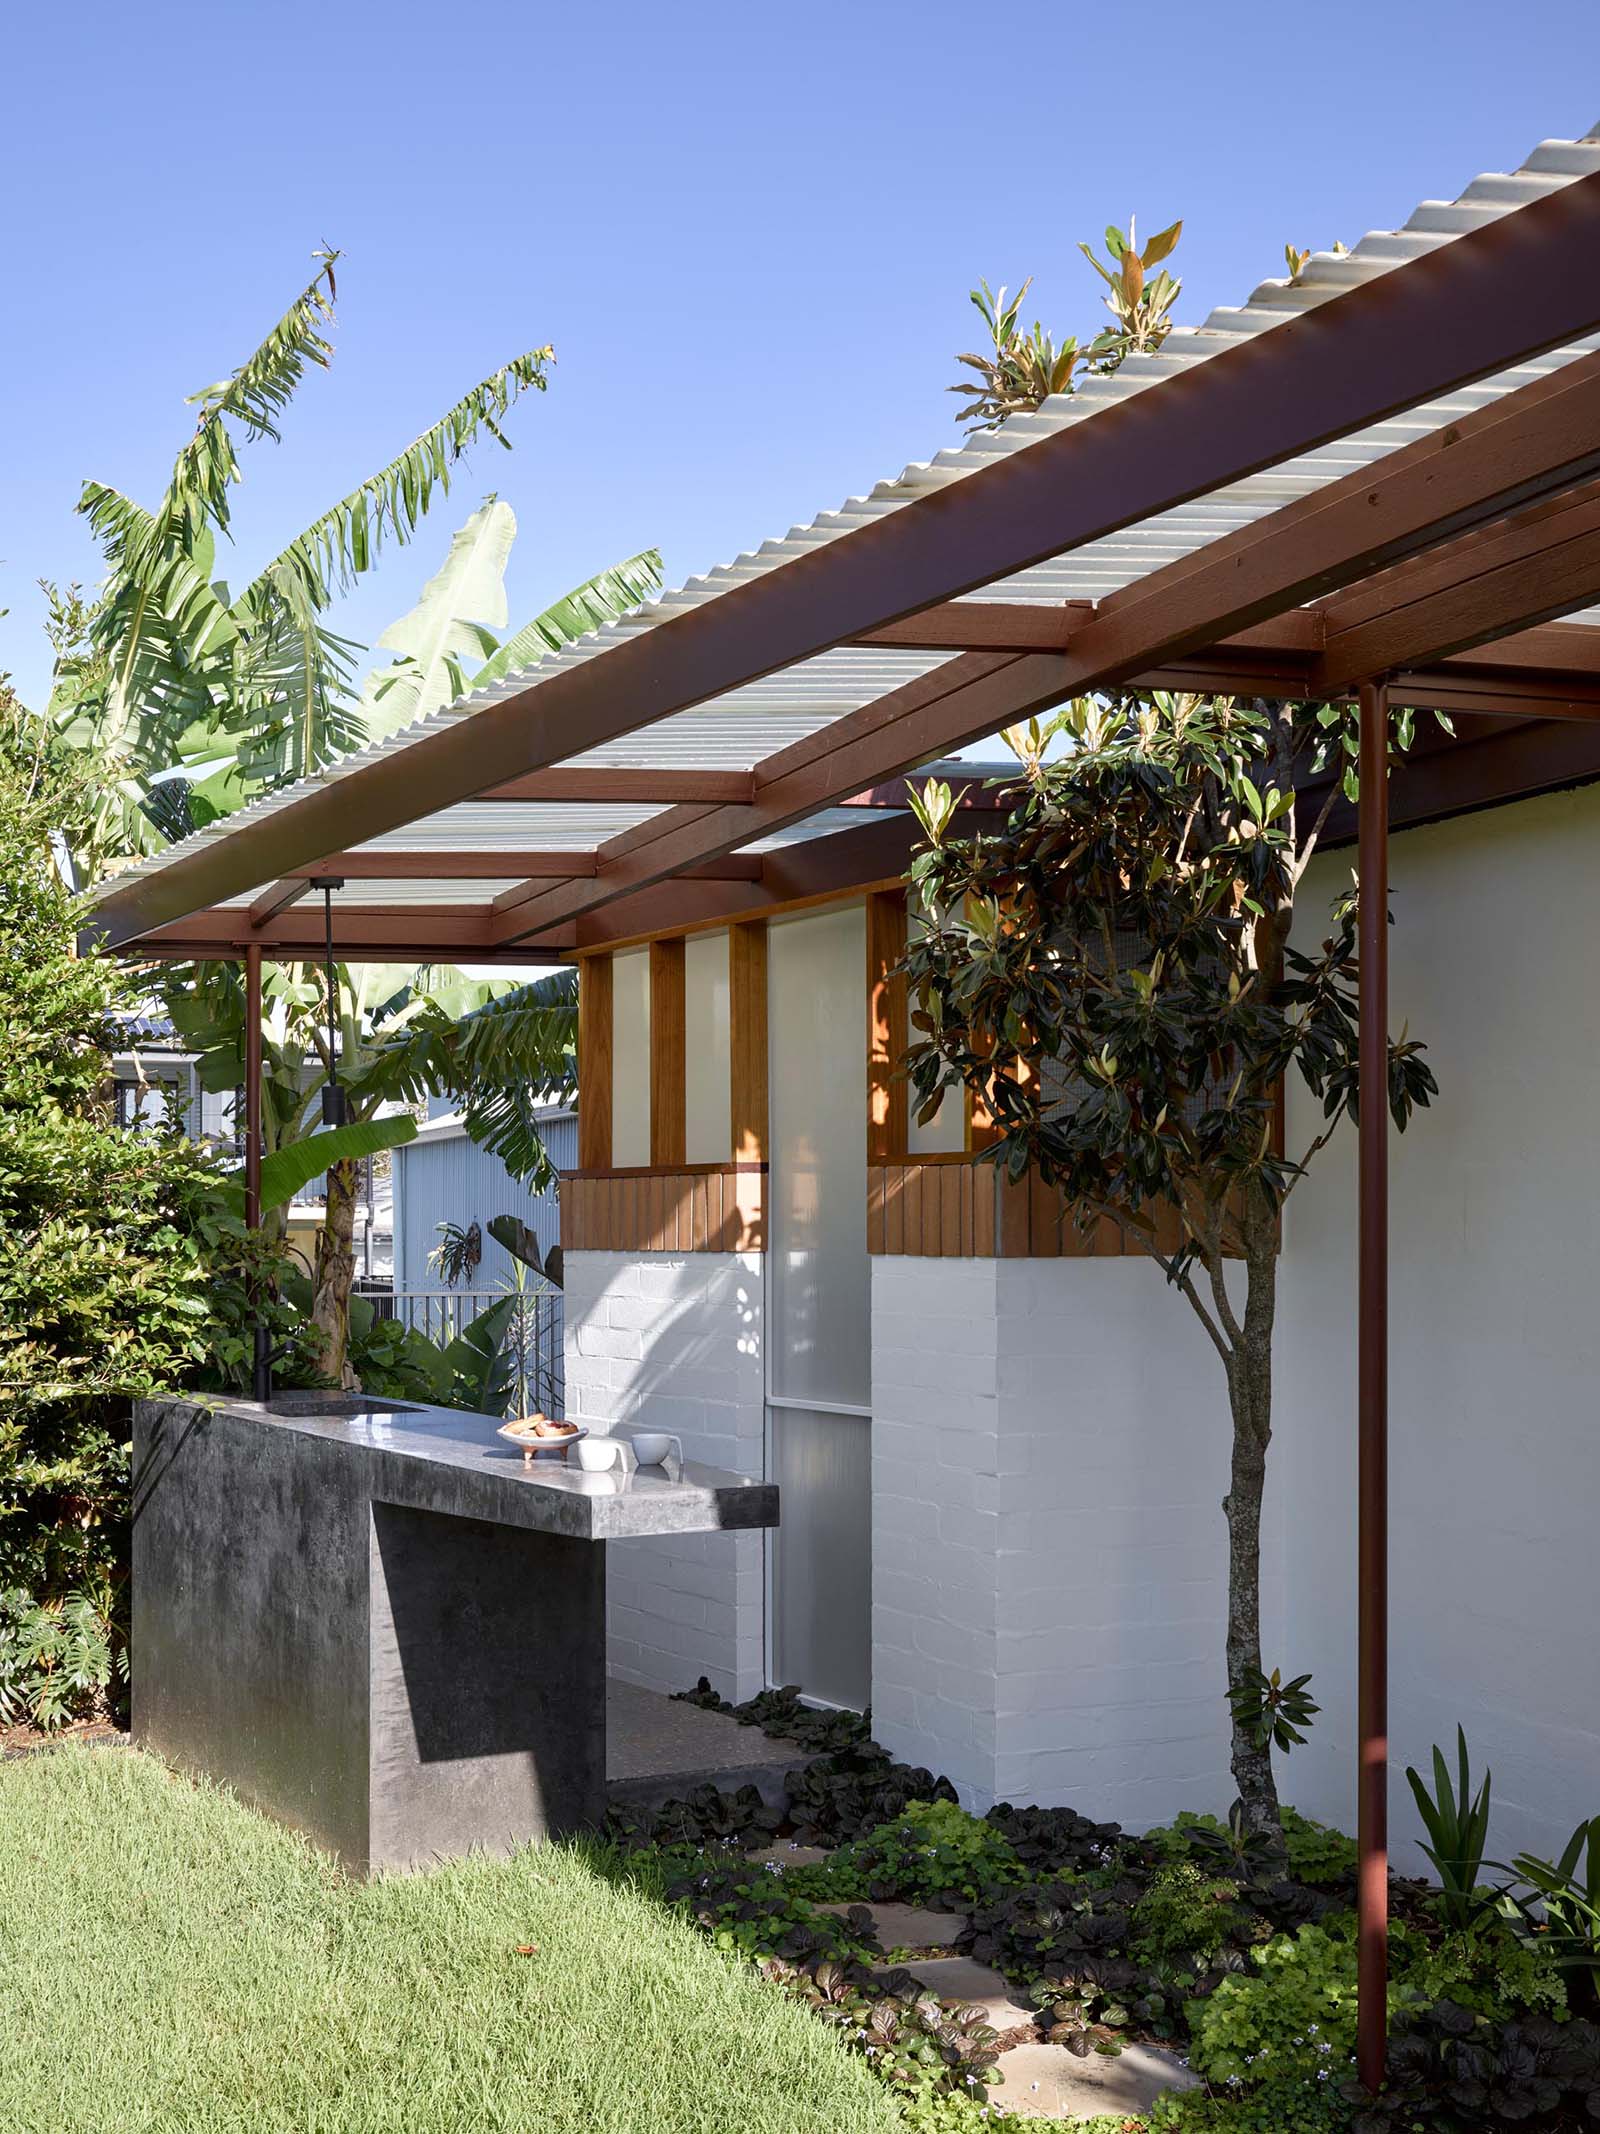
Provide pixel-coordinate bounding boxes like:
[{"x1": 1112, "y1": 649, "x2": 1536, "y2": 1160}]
[{"x1": 3, "y1": 0, "x2": 1598, "y2": 712}]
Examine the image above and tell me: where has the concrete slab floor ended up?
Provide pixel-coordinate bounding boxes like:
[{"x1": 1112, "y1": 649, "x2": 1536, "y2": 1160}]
[{"x1": 604, "y1": 1679, "x2": 804, "y2": 1796}]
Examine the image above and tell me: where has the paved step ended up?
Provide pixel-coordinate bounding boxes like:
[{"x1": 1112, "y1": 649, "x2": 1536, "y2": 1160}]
[
  {"x1": 875, "y1": 1954, "x2": 1033, "y2": 2031},
  {"x1": 990, "y1": 2039, "x2": 1201, "y2": 2120},
  {"x1": 747, "y1": 1843, "x2": 832, "y2": 1872},
  {"x1": 603, "y1": 1680, "x2": 808, "y2": 1813},
  {"x1": 822, "y1": 1900, "x2": 968, "y2": 1951}
]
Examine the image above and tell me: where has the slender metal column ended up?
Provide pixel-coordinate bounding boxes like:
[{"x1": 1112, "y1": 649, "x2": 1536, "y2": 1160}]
[
  {"x1": 244, "y1": 945, "x2": 270, "y2": 1402},
  {"x1": 1357, "y1": 677, "x2": 1391, "y2": 2093}
]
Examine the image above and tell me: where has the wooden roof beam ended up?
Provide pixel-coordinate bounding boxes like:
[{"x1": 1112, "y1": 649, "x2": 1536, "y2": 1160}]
[
  {"x1": 88, "y1": 172, "x2": 1600, "y2": 952},
  {"x1": 477, "y1": 768, "x2": 757, "y2": 804},
  {"x1": 277, "y1": 851, "x2": 763, "y2": 882},
  {"x1": 486, "y1": 364, "x2": 1600, "y2": 947},
  {"x1": 1313, "y1": 480, "x2": 1600, "y2": 694}
]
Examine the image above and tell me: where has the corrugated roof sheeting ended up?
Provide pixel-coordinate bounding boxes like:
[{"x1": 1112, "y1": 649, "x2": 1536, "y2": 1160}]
[{"x1": 92, "y1": 127, "x2": 1600, "y2": 918}]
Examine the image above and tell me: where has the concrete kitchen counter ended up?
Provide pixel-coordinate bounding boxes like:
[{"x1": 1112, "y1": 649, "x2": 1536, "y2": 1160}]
[{"x1": 132, "y1": 1393, "x2": 777, "y2": 1875}]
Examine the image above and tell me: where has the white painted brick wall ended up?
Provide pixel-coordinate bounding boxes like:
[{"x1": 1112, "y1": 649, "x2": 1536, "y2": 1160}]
[
  {"x1": 871, "y1": 1254, "x2": 1241, "y2": 1822},
  {"x1": 564, "y1": 1250, "x2": 767, "y2": 1703}
]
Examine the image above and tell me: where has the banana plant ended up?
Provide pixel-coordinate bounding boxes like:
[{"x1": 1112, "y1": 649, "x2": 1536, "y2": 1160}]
[{"x1": 59, "y1": 250, "x2": 554, "y2": 841}]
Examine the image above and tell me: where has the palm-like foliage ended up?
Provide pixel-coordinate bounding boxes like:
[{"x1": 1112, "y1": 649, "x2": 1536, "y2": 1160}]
[
  {"x1": 60, "y1": 249, "x2": 555, "y2": 847},
  {"x1": 355, "y1": 969, "x2": 578, "y2": 1189}
]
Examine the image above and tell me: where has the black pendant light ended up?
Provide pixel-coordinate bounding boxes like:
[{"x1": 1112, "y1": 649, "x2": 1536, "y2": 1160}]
[{"x1": 320, "y1": 880, "x2": 347, "y2": 1127}]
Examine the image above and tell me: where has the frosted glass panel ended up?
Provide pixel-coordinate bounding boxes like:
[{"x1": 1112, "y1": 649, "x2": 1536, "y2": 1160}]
[
  {"x1": 684, "y1": 931, "x2": 731, "y2": 1164},
  {"x1": 770, "y1": 1406, "x2": 871, "y2": 1710},
  {"x1": 768, "y1": 907, "x2": 869, "y2": 1408},
  {"x1": 611, "y1": 949, "x2": 651, "y2": 1168}
]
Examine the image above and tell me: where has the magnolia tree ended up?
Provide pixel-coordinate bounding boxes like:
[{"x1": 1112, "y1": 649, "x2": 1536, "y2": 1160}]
[{"x1": 902, "y1": 692, "x2": 1437, "y2": 1835}]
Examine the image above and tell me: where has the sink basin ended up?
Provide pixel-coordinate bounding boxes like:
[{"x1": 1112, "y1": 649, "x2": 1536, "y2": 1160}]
[{"x1": 259, "y1": 1393, "x2": 421, "y2": 1419}]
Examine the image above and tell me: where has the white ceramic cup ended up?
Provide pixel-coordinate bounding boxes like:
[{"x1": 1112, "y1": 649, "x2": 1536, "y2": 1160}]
[
  {"x1": 628, "y1": 1431, "x2": 680, "y2": 1467},
  {"x1": 572, "y1": 1436, "x2": 623, "y2": 1473}
]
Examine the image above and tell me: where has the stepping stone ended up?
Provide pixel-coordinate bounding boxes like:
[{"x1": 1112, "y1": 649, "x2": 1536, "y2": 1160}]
[
  {"x1": 823, "y1": 1900, "x2": 968, "y2": 1950},
  {"x1": 747, "y1": 1843, "x2": 832, "y2": 1871},
  {"x1": 876, "y1": 1954, "x2": 1033, "y2": 2031},
  {"x1": 990, "y1": 2040, "x2": 1201, "y2": 2120}
]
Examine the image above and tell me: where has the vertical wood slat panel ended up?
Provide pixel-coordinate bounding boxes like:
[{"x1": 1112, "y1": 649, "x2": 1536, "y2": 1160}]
[
  {"x1": 866, "y1": 891, "x2": 909, "y2": 1162},
  {"x1": 885, "y1": 1166, "x2": 905, "y2": 1255},
  {"x1": 941, "y1": 1166, "x2": 961, "y2": 1256},
  {"x1": 1000, "y1": 1170, "x2": 1031, "y2": 1257},
  {"x1": 1030, "y1": 1171, "x2": 1061, "y2": 1256},
  {"x1": 649, "y1": 939, "x2": 687, "y2": 1168},
  {"x1": 730, "y1": 921, "x2": 768, "y2": 1168},
  {"x1": 578, "y1": 956, "x2": 613, "y2": 1171},
  {"x1": 867, "y1": 1168, "x2": 885, "y2": 1254},
  {"x1": 921, "y1": 1167, "x2": 943, "y2": 1257},
  {"x1": 974, "y1": 1166, "x2": 996, "y2": 1257}
]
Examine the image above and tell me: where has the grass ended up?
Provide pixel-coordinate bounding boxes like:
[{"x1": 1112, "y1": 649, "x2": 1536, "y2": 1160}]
[{"x1": 0, "y1": 1746, "x2": 905, "y2": 2134}]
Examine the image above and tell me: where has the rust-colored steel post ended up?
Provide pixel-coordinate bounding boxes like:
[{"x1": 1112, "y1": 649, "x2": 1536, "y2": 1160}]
[
  {"x1": 244, "y1": 945, "x2": 270, "y2": 1402},
  {"x1": 1357, "y1": 677, "x2": 1391, "y2": 2093}
]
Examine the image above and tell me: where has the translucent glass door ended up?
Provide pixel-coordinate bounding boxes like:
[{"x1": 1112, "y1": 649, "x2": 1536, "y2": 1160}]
[{"x1": 766, "y1": 905, "x2": 871, "y2": 1709}]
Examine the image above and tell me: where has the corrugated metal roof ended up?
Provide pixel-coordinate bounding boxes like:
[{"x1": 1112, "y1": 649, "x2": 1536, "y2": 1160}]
[{"x1": 93, "y1": 124, "x2": 1600, "y2": 917}]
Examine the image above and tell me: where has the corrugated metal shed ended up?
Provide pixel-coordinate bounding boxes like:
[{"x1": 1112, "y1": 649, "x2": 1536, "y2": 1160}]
[{"x1": 391, "y1": 1106, "x2": 576, "y2": 1292}]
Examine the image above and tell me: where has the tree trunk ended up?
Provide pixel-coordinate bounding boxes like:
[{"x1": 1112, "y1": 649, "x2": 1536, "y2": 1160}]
[
  {"x1": 311, "y1": 1157, "x2": 360, "y2": 1390},
  {"x1": 1220, "y1": 1206, "x2": 1283, "y2": 1840}
]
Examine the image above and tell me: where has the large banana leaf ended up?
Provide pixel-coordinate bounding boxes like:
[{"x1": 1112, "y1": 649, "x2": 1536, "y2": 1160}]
[
  {"x1": 472, "y1": 548, "x2": 662, "y2": 689},
  {"x1": 358, "y1": 497, "x2": 515, "y2": 739},
  {"x1": 242, "y1": 349, "x2": 551, "y2": 618},
  {"x1": 220, "y1": 1111, "x2": 418, "y2": 1217},
  {"x1": 439, "y1": 1295, "x2": 519, "y2": 1416}
]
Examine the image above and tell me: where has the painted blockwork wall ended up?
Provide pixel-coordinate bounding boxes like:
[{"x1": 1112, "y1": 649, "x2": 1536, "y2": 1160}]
[
  {"x1": 870, "y1": 780, "x2": 1600, "y2": 1857},
  {"x1": 871, "y1": 1255, "x2": 1239, "y2": 1821},
  {"x1": 1274, "y1": 783, "x2": 1600, "y2": 1868},
  {"x1": 565, "y1": 1249, "x2": 767, "y2": 1704}
]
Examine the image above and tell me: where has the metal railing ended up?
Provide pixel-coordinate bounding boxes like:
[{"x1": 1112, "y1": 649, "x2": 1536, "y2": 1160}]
[{"x1": 362, "y1": 1284, "x2": 565, "y2": 1419}]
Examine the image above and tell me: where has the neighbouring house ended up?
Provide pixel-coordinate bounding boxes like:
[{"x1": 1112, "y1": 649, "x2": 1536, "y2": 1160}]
[
  {"x1": 110, "y1": 1012, "x2": 237, "y2": 1146},
  {"x1": 87, "y1": 120, "x2": 1600, "y2": 1881},
  {"x1": 110, "y1": 1010, "x2": 394, "y2": 1278}
]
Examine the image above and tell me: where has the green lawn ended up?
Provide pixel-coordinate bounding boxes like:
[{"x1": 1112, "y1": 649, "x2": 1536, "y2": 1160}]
[{"x1": 0, "y1": 1746, "x2": 904, "y2": 2134}]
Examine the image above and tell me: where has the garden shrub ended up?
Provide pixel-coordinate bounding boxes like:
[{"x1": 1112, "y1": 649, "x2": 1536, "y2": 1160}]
[
  {"x1": 0, "y1": 696, "x2": 295, "y2": 1724},
  {"x1": 984, "y1": 1800, "x2": 1128, "y2": 1878},
  {"x1": 1341, "y1": 2000, "x2": 1600, "y2": 2131},
  {"x1": 1131, "y1": 1863, "x2": 1248, "y2": 1969},
  {"x1": 1188, "y1": 1919, "x2": 1370, "y2": 2090},
  {"x1": 830, "y1": 1798, "x2": 1025, "y2": 1911},
  {"x1": 1281, "y1": 1807, "x2": 1361, "y2": 1888},
  {"x1": 785, "y1": 1744, "x2": 959, "y2": 1845},
  {"x1": 1390, "y1": 1916, "x2": 1570, "y2": 2023},
  {"x1": 672, "y1": 1676, "x2": 873, "y2": 1756}
]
